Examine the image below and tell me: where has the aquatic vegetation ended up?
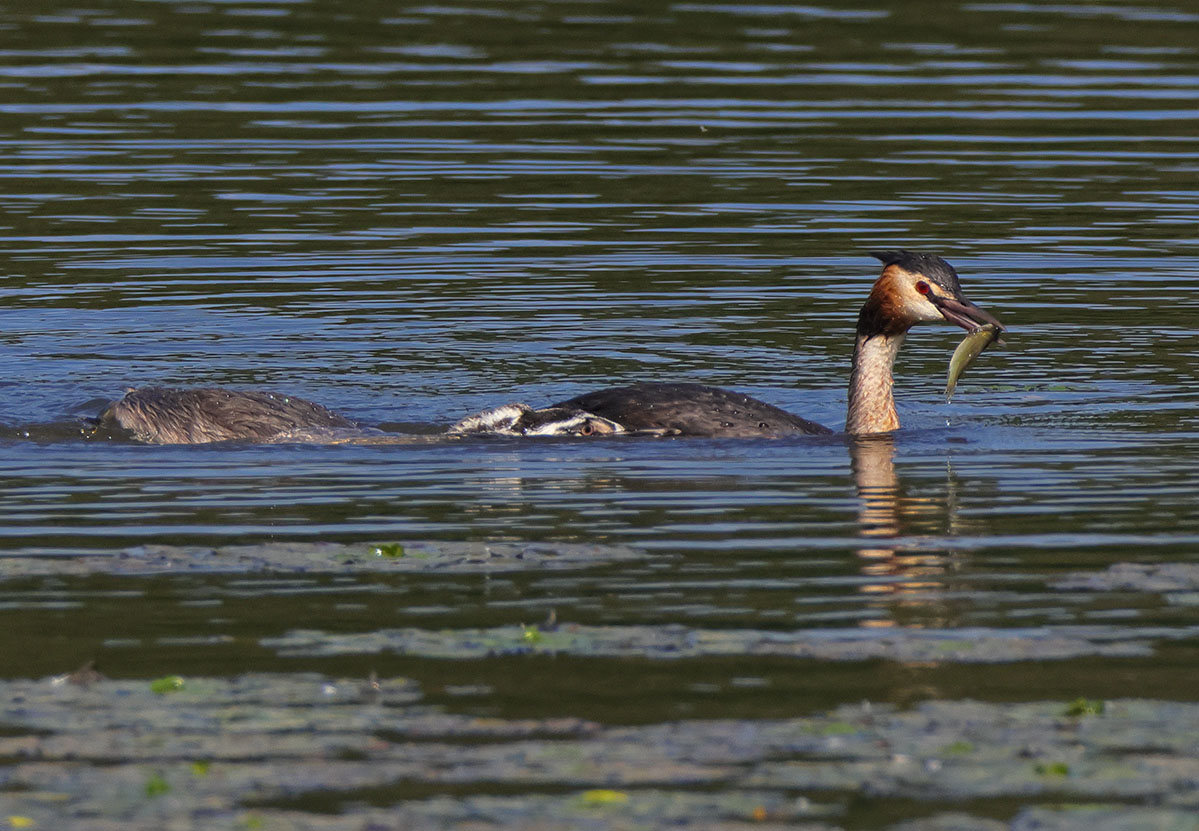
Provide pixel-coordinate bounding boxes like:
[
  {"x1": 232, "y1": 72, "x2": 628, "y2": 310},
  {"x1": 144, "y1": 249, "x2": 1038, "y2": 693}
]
[
  {"x1": 576, "y1": 789, "x2": 629, "y2": 807},
  {"x1": 1, "y1": 676, "x2": 1197, "y2": 828},
  {"x1": 1064, "y1": 698, "x2": 1105, "y2": 717},
  {"x1": 0, "y1": 541, "x2": 647, "y2": 580},
  {"x1": 1034, "y1": 761, "x2": 1071, "y2": 777},
  {"x1": 144, "y1": 772, "x2": 171, "y2": 797},
  {"x1": 149, "y1": 675, "x2": 186, "y2": 695},
  {"x1": 818, "y1": 721, "x2": 858, "y2": 736},
  {"x1": 263, "y1": 622, "x2": 1152, "y2": 663}
]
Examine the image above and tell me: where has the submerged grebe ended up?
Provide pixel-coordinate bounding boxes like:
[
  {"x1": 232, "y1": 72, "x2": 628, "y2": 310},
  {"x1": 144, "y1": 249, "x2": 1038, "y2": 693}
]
[
  {"x1": 99, "y1": 387, "x2": 358, "y2": 445},
  {"x1": 98, "y1": 250, "x2": 1001, "y2": 444}
]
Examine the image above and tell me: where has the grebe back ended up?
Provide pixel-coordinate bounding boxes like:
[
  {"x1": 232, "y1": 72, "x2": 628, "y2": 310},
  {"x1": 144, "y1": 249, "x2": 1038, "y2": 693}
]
[
  {"x1": 556, "y1": 382, "x2": 832, "y2": 437},
  {"x1": 100, "y1": 386, "x2": 357, "y2": 445}
]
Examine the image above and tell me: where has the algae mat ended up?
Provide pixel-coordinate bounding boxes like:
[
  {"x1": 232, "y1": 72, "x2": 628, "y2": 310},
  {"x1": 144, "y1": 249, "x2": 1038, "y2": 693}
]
[
  {"x1": 1, "y1": 673, "x2": 1197, "y2": 830},
  {"x1": 2, "y1": 546, "x2": 1198, "y2": 829},
  {"x1": 0, "y1": 541, "x2": 648, "y2": 579}
]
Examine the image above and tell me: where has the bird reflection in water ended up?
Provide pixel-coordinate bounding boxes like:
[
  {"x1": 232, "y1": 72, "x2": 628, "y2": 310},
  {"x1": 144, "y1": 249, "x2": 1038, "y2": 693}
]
[{"x1": 850, "y1": 434, "x2": 965, "y2": 624}]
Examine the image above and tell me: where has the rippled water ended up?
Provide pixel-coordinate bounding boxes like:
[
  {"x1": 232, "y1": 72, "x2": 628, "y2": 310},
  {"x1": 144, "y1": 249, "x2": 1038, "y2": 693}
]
[{"x1": 2, "y1": 0, "x2": 1199, "y2": 826}]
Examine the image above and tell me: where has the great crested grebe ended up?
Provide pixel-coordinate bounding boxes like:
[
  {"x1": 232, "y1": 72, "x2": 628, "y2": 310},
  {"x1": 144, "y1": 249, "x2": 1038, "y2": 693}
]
[
  {"x1": 469, "y1": 250, "x2": 1004, "y2": 437},
  {"x1": 97, "y1": 250, "x2": 1001, "y2": 444}
]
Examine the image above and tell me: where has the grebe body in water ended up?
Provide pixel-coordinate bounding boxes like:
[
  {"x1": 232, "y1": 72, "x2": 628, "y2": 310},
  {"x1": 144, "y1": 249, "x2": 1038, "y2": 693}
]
[
  {"x1": 100, "y1": 387, "x2": 359, "y2": 445},
  {"x1": 100, "y1": 389, "x2": 621, "y2": 444},
  {"x1": 553, "y1": 382, "x2": 833, "y2": 437},
  {"x1": 97, "y1": 250, "x2": 1002, "y2": 444}
]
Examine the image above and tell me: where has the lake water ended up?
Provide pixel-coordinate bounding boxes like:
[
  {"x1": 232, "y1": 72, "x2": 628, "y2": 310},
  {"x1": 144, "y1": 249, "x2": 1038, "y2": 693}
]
[{"x1": 2, "y1": 1, "x2": 1199, "y2": 828}]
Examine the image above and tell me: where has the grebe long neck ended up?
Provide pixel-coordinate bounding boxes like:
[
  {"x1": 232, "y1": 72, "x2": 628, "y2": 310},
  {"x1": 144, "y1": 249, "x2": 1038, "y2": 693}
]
[{"x1": 846, "y1": 331, "x2": 904, "y2": 435}]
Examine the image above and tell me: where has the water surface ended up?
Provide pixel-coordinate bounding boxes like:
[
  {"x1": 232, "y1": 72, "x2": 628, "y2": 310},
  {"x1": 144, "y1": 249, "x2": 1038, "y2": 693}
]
[{"x1": 1, "y1": 1, "x2": 1198, "y2": 828}]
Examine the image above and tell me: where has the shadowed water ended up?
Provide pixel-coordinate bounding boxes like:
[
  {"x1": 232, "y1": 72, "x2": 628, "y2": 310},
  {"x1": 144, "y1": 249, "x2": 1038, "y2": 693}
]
[{"x1": 1, "y1": 1, "x2": 1198, "y2": 828}]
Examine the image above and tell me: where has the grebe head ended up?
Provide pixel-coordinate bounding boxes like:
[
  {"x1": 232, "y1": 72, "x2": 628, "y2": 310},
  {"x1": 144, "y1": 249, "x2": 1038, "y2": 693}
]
[{"x1": 861, "y1": 250, "x2": 1005, "y2": 337}]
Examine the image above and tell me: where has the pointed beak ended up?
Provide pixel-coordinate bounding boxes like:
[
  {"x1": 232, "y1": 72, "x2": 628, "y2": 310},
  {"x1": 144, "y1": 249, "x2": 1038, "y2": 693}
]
[{"x1": 931, "y1": 294, "x2": 1005, "y2": 333}]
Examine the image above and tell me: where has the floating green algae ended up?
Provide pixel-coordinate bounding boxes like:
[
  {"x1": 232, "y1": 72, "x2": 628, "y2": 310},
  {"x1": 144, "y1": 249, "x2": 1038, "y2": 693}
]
[
  {"x1": 149, "y1": 675, "x2": 185, "y2": 695},
  {"x1": 2, "y1": 675, "x2": 1198, "y2": 830},
  {"x1": 261, "y1": 622, "x2": 1154, "y2": 663},
  {"x1": 0, "y1": 540, "x2": 648, "y2": 580},
  {"x1": 1064, "y1": 698, "x2": 1105, "y2": 717}
]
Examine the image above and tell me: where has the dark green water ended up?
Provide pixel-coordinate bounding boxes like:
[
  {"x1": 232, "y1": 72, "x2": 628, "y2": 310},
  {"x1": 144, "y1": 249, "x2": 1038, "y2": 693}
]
[{"x1": 2, "y1": 1, "x2": 1199, "y2": 828}]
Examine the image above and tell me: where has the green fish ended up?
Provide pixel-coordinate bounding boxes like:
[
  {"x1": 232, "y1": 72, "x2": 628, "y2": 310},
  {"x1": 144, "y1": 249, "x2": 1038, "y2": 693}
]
[{"x1": 945, "y1": 323, "x2": 1003, "y2": 402}]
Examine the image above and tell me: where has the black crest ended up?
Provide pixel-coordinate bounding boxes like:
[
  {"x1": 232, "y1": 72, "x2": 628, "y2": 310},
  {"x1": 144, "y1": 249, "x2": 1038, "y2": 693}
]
[{"x1": 870, "y1": 250, "x2": 963, "y2": 295}]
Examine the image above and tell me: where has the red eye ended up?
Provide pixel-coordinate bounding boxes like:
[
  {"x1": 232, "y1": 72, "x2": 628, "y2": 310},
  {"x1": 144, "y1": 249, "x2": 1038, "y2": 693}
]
[{"x1": 915, "y1": 280, "x2": 930, "y2": 295}]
